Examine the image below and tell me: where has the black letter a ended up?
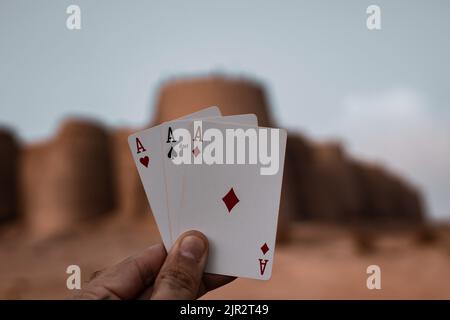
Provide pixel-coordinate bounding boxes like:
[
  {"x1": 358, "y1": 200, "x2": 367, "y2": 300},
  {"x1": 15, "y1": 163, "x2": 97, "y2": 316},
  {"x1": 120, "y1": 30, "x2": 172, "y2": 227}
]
[{"x1": 166, "y1": 127, "x2": 177, "y2": 143}]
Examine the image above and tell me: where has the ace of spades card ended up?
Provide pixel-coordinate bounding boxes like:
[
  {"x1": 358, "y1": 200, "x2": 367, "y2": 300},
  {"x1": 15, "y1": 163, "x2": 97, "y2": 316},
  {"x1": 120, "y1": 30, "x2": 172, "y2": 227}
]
[
  {"x1": 159, "y1": 114, "x2": 258, "y2": 242},
  {"x1": 175, "y1": 120, "x2": 287, "y2": 280}
]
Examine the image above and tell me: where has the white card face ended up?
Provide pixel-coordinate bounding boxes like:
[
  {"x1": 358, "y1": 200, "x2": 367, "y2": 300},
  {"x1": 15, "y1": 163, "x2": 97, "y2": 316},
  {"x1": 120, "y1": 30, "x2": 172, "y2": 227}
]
[
  {"x1": 128, "y1": 107, "x2": 221, "y2": 249},
  {"x1": 176, "y1": 121, "x2": 287, "y2": 280},
  {"x1": 159, "y1": 114, "x2": 258, "y2": 243}
]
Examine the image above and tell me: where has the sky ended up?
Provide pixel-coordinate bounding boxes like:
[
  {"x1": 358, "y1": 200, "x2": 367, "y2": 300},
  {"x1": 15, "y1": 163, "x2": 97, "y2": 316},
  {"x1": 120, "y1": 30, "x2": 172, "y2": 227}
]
[{"x1": 1, "y1": 0, "x2": 449, "y2": 220}]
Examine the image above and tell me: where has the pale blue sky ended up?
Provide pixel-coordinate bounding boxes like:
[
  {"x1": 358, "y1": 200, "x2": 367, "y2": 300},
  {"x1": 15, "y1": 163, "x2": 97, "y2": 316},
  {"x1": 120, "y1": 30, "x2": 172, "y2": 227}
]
[{"x1": 1, "y1": 0, "x2": 449, "y2": 219}]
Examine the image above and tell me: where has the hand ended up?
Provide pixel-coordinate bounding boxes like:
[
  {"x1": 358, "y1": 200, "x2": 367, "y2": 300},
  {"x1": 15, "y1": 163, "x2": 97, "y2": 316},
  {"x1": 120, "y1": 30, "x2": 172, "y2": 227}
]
[{"x1": 73, "y1": 230, "x2": 235, "y2": 299}]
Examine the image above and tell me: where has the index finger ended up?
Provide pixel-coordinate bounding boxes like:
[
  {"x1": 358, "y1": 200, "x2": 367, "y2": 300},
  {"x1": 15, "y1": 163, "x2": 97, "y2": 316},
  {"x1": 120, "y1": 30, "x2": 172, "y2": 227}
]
[{"x1": 73, "y1": 243, "x2": 167, "y2": 299}]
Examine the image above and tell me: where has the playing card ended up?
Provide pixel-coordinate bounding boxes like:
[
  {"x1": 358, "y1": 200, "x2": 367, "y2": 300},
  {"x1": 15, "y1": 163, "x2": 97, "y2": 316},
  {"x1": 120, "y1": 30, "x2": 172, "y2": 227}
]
[
  {"x1": 159, "y1": 114, "x2": 258, "y2": 242},
  {"x1": 128, "y1": 106, "x2": 221, "y2": 249},
  {"x1": 175, "y1": 120, "x2": 287, "y2": 280}
]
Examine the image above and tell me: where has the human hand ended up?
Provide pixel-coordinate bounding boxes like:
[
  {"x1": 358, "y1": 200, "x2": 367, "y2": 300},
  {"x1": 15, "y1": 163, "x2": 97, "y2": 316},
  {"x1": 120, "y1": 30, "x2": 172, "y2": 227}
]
[{"x1": 73, "y1": 230, "x2": 235, "y2": 299}]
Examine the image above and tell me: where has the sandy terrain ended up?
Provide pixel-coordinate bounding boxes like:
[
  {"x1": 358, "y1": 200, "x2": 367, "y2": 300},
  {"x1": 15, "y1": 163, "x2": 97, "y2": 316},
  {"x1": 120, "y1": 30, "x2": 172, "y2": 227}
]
[{"x1": 1, "y1": 215, "x2": 449, "y2": 299}]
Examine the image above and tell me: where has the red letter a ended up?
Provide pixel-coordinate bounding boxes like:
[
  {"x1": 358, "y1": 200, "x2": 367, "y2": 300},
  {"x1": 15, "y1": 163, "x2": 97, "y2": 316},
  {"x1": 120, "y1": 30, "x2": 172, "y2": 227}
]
[
  {"x1": 258, "y1": 259, "x2": 269, "y2": 276},
  {"x1": 136, "y1": 137, "x2": 146, "y2": 154}
]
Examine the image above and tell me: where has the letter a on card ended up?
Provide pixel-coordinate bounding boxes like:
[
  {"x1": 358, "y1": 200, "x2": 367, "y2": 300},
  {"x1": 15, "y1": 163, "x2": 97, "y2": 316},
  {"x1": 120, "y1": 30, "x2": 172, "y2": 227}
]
[{"x1": 136, "y1": 137, "x2": 146, "y2": 154}]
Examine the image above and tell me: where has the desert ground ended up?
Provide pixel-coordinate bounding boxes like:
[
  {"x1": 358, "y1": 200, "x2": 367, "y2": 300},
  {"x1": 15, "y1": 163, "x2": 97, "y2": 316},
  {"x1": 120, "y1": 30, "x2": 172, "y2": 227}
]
[{"x1": 1, "y1": 215, "x2": 449, "y2": 300}]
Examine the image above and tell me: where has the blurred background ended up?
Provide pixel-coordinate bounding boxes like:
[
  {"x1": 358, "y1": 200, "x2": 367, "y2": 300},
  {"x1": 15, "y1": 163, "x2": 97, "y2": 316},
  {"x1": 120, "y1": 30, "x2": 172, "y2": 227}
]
[{"x1": 0, "y1": 0, "x2": 450, "y2": 299}]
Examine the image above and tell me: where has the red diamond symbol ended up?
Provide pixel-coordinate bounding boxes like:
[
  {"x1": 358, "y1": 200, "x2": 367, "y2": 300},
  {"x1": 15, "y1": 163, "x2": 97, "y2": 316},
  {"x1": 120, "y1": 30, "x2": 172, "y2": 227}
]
[
  {"x1": 260, "y1": 243, "x2": 269, "y2": 255},
  {"x1": 192, "y1": 146, "x2": 200, "y2": 157},
  {"x1": 222, "y1": 188, "x2": 239, "y2": 213}
]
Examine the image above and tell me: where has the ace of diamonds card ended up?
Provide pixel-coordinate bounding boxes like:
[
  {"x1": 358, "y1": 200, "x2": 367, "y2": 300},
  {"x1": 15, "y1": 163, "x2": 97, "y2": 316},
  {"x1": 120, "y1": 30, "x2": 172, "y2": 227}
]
[{"x1": 175, "y1": 120, "x2": 287, "y2": 280}]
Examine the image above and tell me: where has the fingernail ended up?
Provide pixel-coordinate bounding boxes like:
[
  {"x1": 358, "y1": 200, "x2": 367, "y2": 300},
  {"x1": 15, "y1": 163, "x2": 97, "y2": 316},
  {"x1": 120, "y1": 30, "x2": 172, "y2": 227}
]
[{"x1": 179, "y1": 235, "x2": 206, "y2": 262}]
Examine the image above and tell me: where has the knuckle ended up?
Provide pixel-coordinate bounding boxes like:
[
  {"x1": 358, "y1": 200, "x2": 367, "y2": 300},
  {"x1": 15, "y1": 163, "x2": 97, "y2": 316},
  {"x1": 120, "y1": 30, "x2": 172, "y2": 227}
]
[
  {"x1": 89, "y1": 269, "x2": 105, "y2": 281},
  {"x1": 159, "y1": 268, "x2": 198, "y2": 294}
]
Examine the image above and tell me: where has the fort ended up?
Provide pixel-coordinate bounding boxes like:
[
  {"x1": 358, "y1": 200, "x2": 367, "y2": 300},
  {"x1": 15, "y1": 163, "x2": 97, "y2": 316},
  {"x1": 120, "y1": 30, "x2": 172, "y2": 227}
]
[{"x1": 0, "y1": 75, "x2": 425, "y2": 241}]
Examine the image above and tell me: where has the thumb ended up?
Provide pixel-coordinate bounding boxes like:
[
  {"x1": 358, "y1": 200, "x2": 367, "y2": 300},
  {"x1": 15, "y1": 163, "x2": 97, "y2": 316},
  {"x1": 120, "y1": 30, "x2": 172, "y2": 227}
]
[{"x1": 151, "y1": 230, "x2": 208, "y2": 300}]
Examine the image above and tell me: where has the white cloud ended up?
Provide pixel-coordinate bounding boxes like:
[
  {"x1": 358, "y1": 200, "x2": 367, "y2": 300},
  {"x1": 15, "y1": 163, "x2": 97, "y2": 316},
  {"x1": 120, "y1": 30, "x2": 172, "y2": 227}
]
[{"x1": 337, "y1": 88, "x2": 450, "y2": 220}]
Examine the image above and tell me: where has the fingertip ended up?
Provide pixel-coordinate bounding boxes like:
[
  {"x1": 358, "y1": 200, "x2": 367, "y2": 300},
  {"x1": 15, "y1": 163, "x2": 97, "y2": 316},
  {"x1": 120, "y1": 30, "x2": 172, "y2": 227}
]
[
  {"x1": 133, "y1": 242, "x2": 167, "y2": 281},
  {"x1": 150, "y1": 231, "x2": 210, "y2": 300},
  {"x1": 147, "y1": 242, "x2": 166, "y2": 255},
  {"x1": 178, "y1": 230, "x2": 209, "y2": 249}
]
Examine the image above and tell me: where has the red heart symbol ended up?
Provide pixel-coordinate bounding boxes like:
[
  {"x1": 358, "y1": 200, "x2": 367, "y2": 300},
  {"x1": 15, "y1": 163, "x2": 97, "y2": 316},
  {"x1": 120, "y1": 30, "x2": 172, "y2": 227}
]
[{"x1": 139, "y1": 156, "x2": 149, "y2": 168}]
